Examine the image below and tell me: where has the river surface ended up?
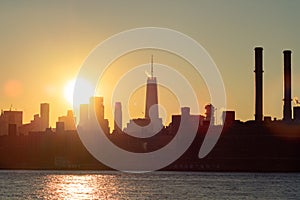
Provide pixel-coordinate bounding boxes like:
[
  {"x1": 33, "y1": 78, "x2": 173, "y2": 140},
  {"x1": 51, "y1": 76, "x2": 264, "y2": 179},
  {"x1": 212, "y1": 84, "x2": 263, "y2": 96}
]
[{"x1": 0, "y1": 170, "x2": 299, "y2": 199}]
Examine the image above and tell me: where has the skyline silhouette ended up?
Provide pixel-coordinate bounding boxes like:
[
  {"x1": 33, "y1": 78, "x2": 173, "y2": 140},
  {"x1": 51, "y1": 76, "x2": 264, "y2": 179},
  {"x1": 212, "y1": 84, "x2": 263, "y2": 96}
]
[
  {"x1": 1, "y1": 50, "x2": 300, "y2": 171},
  {"x1": 1, "y1": 1, "x2": 300, "y2": 127},
  {"x1": 1, "y1": 45, "x2": 300, "y2": 134}
]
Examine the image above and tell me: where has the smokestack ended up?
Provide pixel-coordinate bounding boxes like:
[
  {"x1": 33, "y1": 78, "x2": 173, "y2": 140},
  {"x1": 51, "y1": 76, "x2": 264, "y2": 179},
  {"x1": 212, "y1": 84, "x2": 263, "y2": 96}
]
[
  {"x1": 283, "y1": 50, "x2": 292, "y2": 121},
  {"x1": 254, "y1": 47, "x2": 263, "y2": 122}
]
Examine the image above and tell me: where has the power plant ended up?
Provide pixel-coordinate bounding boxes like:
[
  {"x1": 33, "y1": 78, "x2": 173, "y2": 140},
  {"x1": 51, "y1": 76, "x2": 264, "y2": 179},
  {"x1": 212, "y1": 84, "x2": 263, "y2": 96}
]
[{"x1": 254, "y1": 47, "x2": 296, "y2": 122}]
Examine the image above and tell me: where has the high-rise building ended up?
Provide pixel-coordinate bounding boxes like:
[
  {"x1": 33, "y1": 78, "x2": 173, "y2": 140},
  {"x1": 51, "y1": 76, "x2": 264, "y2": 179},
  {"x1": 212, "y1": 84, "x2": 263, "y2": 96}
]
[
  {"x1": 145, "y1": 56, "x2": 159, "y2": 120},
  {"x1": 0, "y1": 110, "x2": 23, "y2": 136},
  {"x1": 89, "y1": 96, "x2": 104, "y2": 125},
  {"x1": 114, "y1": 102, "x2": 122, "y2": 133},
  {"x1": 88, "y1": 96, "x2": 109, "y2": 134},
  {"x1": 124, "y1": 56, "x2": 163, "y2": 136},
  {"x1": 79, "y1": 104, "x2": 88, "y2": 126},
  {"x1": 40, "y1": 103, "x2": 49, "y2": 130}
]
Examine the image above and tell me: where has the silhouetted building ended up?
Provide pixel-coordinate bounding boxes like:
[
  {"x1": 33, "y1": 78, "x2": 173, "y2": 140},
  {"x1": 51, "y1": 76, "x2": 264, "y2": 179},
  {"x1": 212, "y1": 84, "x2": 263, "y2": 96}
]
[
  {"x1": 19, "y1": 103, "x2": 50, "y2": 135},
  {"x1": 79, "y1": 104, "x2": 88, "y2": 126},
  {"x1": 124, "y1": 56, "x2": 163, "y2": 136},
  {"x1": 204, "y1": 104, "x2": 215, "y2": 125},
  {"x1": 8, "y1": 124, "x2": 17, "y2": 136},
  {"x1": 168, "y1": 107, "x2": 203, "y2": 136},
  {"x1": 283, "y1": 50, "x2": 292, "y2": 121},
  {"x1": 114, "y1": 102, "x2": 122, "y2": 133},
  {"x1": 40, "y1": 103, "x2": 49, "y2": 130},
  {"x1": 88, "y1": 96, "x2": 110, "y2": 134},
  {"x1": 264, "y1": 116, "x2": 272, "y2": 123},
  {"x1": 222, "y1": 111, "x2": 235, "y2": 125},
  {"x1": 89, "y1": 97, "x2": 104, "y2": 125},
  {"x1": 56, "y1": 121, "x2": 65, "y2": 134},
  {"x1": 19, "y1": 114, "x2": 41, "y2": 135},
  {"x1": 294, "y1": 106, "x2": 300, "y2": 121},
  {"x1": 145, "y1": 56, "x2": 159, "y2": 120},
  {"x1": 58, "y1": 110, "x2": 76, "y2": 130},
  {"x1": 254, "y1": 47, "x2": 263, "y2": 122},
  {"x1": 0, "y1": 110, "x2": 23, "y2": 136}
]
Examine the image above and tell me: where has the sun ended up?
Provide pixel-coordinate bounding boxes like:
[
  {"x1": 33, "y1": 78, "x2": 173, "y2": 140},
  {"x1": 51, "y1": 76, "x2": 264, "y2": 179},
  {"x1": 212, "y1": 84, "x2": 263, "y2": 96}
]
[{"x1": 64, "y1": 79, "x2": 75, "y2": 106}]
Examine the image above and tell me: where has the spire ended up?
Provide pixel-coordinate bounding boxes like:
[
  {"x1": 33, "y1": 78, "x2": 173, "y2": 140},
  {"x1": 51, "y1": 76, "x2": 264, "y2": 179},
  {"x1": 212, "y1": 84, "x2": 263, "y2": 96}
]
[{"x1": 151, "y1": 55, "x2": 153, "y2": 78}]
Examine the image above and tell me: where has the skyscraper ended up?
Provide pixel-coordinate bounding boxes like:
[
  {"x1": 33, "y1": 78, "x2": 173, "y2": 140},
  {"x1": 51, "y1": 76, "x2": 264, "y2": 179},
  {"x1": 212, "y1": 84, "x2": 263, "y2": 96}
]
[
  {"x1": 0, "y1": 110, "x2": 23, "y2": 136},
  {"x1": 89, "y1": 96, "x2": 109, "y2": 134},
  {"x1": 124, "y1": 56, "x2": 163, "y2": 136},
  {"x1": 79, "y1": 104, "x2": 88, "y2": 126},
  {"x1": 89, "y1": 96, "x2": 104, "y2": 125},
  {"x1": 40, "y1": 103, "x2": 49, "y2": 130},
  {"x1": 145, "y1": 55, "x2": 159, "y2": 120},
  {"x1": 114, "y1": 102, "x2": 122, "y2": 133}
]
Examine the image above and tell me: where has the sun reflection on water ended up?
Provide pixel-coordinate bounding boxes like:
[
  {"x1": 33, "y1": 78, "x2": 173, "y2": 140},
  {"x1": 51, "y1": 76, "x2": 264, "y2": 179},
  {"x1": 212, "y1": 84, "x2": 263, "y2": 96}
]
[
  {"x1": 40, "y1": 172, "x2": 120, "y2": 199},
  {"x1": 0, "y1": 171, "x2": 299, "y2": 199}
]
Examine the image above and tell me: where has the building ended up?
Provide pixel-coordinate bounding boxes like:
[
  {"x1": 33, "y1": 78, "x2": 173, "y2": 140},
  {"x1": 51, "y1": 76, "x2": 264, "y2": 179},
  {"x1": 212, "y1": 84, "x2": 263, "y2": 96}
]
[
  {"x1": 40, "y1": 103, "x2": 49, "y2": 130},
  {"x1": 19, "y1": 103, "x2": 50, "y2": 135},
  {"x1": 89, "y1": 96, "x2": 104, "y2": 125},
  {"x1": 145, "y1": 61, "x2": 159, "y2": 120},
  {"x1": 124, "y1": 56, "x2": 163, "y2": 136},
  {"x1": 56, "y1": 121, "x2": 65, "y2": 134},
  {"x1": 87, "y1": 96, "x2": 110, "y2": 134},
  {"x1": 114, "y1": 102, "x2": 122, "y2": 133},
  {"x1": 294, "y1": 106, "x2": 300, "y2": 121},
  {"x1": 58, "y1": 110, "x2": 76, "y2": 130},
  {"x1": 0, "y1": 110, "x2": 23, "y2": 136},
  {"x1": 169, "y1": 107, "x2": 204, "y2": 135},
  {"x1": 79, "y1": 104, "x2": 88, "y2": 126},
  {"x1": 222, "y1": 111, "x2": 235, "y2": 125},
  {"x1": 19, "y1": 114, "x2": 42, "y2": 135},
  {"x1": 204, "y1": 104, "x2": 215, "y2": 125}
]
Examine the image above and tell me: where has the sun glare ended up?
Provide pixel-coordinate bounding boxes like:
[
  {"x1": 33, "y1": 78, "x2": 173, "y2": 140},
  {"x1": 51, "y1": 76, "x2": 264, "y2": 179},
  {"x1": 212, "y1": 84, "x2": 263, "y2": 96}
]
[{"x1": 64, "y1": 79, "x2": 75, "y2": 106}]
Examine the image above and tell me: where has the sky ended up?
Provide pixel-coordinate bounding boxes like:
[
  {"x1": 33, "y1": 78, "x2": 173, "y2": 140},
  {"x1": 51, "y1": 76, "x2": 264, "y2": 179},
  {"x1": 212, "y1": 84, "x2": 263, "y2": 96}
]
[{"x1": 0, "y1": 0, "x2": 300, "y2": 128}]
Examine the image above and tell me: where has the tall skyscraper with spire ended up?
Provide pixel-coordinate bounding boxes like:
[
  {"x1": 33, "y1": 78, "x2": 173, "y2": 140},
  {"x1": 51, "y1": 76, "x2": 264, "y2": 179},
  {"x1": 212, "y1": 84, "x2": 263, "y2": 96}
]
[
  {"x1": 124, "y1": 55, "x2": 163, "y2": 137},
  {"x1": 145, "y1": 55, "x2": 159, "y2": 120}
]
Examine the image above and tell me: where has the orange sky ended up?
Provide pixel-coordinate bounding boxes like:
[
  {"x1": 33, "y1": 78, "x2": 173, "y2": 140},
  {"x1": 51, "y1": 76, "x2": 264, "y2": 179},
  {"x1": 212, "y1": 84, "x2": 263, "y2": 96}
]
[{"x1": 1, "y1": 1, "x2": 300, "y2": 127}]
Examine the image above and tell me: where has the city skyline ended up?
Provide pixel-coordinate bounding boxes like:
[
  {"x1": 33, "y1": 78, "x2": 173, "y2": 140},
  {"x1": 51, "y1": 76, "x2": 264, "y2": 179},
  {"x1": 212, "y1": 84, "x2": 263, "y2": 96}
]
[
  {"x1": 1, "y1": 1, "x2": 300, "y2": 127},
  {"x1": 1, "y1": 2, "x2": 300, "y2": 199}
]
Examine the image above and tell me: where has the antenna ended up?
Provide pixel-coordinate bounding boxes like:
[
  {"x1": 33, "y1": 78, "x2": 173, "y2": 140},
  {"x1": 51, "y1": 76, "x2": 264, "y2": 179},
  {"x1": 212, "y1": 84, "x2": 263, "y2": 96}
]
[{"x1": 151, "y1": 55, "x2": 153, "y2": 78}]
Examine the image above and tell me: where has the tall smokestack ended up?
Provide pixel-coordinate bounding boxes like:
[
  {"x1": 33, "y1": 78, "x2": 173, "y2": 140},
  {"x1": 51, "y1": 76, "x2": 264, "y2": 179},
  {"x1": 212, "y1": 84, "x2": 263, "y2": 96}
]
[
  {"x1": 254, "y1": 47, "x2": 263, "y2": 122},
  {"x1": 283, "y1": 50, "x2": 292, "y2": 121}
]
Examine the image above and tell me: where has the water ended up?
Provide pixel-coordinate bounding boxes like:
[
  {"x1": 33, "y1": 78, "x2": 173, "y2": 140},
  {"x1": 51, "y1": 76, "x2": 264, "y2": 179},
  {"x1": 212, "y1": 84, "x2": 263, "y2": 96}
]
[{"x1": 0, "y1": 171, "x2": 299, "y2": 199}]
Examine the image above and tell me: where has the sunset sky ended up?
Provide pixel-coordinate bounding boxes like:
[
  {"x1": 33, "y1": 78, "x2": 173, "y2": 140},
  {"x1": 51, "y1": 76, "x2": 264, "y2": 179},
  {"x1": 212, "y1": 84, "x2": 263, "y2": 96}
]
[{"x1": 1, "y1": 1, "x2": 300, "y2": 127}]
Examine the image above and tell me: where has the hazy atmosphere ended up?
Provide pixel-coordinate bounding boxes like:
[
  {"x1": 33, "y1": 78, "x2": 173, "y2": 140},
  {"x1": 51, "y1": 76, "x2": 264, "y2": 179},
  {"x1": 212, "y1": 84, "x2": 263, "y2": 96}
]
[{"x1": 1, "y1": 0, "x2": 300, "y2": 126}]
